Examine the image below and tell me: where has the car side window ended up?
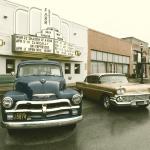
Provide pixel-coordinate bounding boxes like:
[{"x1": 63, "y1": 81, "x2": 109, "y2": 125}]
[
  {"x1": 91, "y1": 76, "x2": 99, "y2": 83},
  {"x1": 86, "y1": 76, "x2": 99, "y2": 83},
  {"x1": 85, "y1": 76, "x2": 90, "y2": 83}
]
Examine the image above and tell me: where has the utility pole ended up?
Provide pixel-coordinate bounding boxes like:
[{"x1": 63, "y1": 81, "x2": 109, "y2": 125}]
[{"x1": 140, "y1": 43, "x2": 144, "y2": 84}]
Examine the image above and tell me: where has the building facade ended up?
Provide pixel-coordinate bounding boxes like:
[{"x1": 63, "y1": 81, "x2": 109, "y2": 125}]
[
  {"x1": 0, "y1": 0, "x2": 88, "y2": 84},
  {"x1": 88, "y1": 29, "x2": 132, "y2": 76},
  {"x1": 122, "y1": 37, "x2": 149, "y2": 78}
]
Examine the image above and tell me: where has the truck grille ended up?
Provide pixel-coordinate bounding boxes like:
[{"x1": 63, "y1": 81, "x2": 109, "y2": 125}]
[
  {"x1": 6, "y1": 99, "x2": 74, "y2": 120},
  {"x1": 16, "y1": 102, "x2": 69, "y2": 109}
]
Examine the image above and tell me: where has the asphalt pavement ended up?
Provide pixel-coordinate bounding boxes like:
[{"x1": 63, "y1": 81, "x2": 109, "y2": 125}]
[{"x1": 1, "y1": 99, "x2": 150, "y2": 150}]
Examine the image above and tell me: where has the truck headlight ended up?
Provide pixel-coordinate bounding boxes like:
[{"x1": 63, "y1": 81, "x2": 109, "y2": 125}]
[
  {"x1": 2, "y1": 97, "x2": 13, "y2": 108},
  {"x1": 72, "y1": 94, "x2": 82, "y2": 105},
  {"x1": 116, "y1": 88, "x2": 125, "y2": 95}
]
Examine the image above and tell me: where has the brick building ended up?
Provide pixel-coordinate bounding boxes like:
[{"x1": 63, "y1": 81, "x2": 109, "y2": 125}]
[
  {"x1": 122, "y1": 37, "x2": 149, "y2": 78},
  {"x1": 88, "y1": 29, "x2": 132, "y2": 76}
]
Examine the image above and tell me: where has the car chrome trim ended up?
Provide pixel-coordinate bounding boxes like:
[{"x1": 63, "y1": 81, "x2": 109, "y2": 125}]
[
  {"x1": 1, "y1": 115, "x2": 83, "y2": 129},
  {"x1": 111, "y1": 100, "x2": 150, "y2": 106},
  {"x1": 110, "y1": 95, "x2": 150, "y2": 106}
]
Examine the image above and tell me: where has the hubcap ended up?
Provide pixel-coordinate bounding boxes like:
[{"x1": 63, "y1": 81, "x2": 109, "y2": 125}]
[{"x1": 104, "y1": 97, "x2": 110, "y2": 109}]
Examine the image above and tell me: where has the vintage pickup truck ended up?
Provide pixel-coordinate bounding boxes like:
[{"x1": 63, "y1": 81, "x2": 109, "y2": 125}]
[
  {"x1": 1, "y1": 60, "x2": 82, "y2": 134},
  {"x1": 76, "y1": 73, "x2": 150, "y2": 110}
]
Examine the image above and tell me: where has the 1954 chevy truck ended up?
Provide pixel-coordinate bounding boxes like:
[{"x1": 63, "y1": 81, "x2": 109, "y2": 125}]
[{"x1": 1, "y1": 60, "x2": 82, "y2": 134}]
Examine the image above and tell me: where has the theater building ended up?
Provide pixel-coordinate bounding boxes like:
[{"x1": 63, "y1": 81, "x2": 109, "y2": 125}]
[{"x1": 0, "y1": 0, "x2": 88, "y2": 84}]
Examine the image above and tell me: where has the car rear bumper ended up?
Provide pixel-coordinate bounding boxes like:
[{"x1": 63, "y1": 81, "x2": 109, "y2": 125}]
[{"x1": 1, "y1": 115, "x2": 83, "y2": 129}]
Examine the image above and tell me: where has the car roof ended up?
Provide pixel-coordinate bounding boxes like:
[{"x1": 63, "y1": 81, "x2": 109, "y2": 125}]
[
  {"x1": 18, "y1": 60, "x2": 60, "y2": 66},
  {"x1": 87, "y1": 73, "x2": 125, "y2": 77}
]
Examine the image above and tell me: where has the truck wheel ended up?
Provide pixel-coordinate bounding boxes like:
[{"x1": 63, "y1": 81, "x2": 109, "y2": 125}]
[{"x1": 103, "y1": 96, "x2": 112, "y2": 110}]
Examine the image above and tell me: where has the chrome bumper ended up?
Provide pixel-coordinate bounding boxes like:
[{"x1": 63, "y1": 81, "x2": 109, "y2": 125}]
[
  {"x1": 111, "y1": 99, "x2": 150, "y2": 107},
  {"x1": 1, "y1": 115, "x2": 83, "y2": 129}
]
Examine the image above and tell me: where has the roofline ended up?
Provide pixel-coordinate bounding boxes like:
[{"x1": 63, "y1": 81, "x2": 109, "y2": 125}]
[
  {"x1": 5, "y1": 0, "x2": 29, "y2": 9},
  {"x1": 122, "y1": 37, "x2": 148, "y2": 44}
]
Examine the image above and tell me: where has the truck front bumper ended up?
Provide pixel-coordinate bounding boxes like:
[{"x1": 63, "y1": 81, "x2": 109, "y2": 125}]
[{"x1": 1, "y1": 115, "x2": 83, "y2": 129}]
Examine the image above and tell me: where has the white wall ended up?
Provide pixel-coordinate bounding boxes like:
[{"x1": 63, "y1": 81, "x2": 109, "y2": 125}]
[
  {"x1": 29, "y1": 7, "x2": 41, "y2": 35},
  {"x1": 0, "y1": 56, "x2": 6, "y2": 74},
  {"x1": 62, "y1": 62, "x2": 86, "y2": 84},
  {"x1": 0, "y1": 2, "x2": 15, "y2": 35},
  {"x1": 15, "y1": 9, "x2": 28, "y2": 34},
  {"x1": 0, "y1": 34, "x2": 12, "y2": 55}
]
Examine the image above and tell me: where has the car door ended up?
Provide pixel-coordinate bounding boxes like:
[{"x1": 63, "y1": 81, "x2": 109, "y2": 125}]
[{"x1": 86, "y1": 75, "x2": 100, "y2": 100}]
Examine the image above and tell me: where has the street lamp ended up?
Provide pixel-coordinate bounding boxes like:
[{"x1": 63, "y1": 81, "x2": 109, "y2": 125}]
[{"x1": 140, "y1": 43, "x2": 144, "y2": 84}]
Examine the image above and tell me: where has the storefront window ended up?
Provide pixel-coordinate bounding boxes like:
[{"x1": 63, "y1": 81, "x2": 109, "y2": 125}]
[
  {"x1": 119, "y1": 56, "x2": 123, "y2": 63},
  {"x1": 98, "y1": 62, "x2": 106, "y2": 73},
  {"x1": 123, "y1": 56, "x2": 130, "y2": 64},
  {"x1": 107, "y1": 63, "x2": 113, "y2": 73},
  {"x1": 97, "y1": 52, "x2": 102, "y2": 61},
  {"x1": 117, "y1": 64, "x2": 123, "y2": 73},
  {"x1": 123, "y1": 65, "x2": 128, "y2": 74},
  {"x1": 91, "y1": 51, "x2": 97, "y2": 60},
  {"x1": 74, "y1": 64, "x2": 80, "y2": 74},
  {"x1": 91, "y1": 62, "x2": 97, "y2": 73},
  {"x1": 113, "y1": 55, "x2": 119, "y2": 63},
  {"x1": 126, "y1": 57, "x2": 129, "y2": 64},
  {"x1": 108, "y1": 53, "x2": 113, "y2": 62},
  {"x1": 6, "y1": 59, "x2": 15, "y2": 74},
  {"x1": 102, "y1": 52, "x2": 107, "y2": 61},
  {"x1": 65, "y1": 63, "x2": 71, "y2": 74}
]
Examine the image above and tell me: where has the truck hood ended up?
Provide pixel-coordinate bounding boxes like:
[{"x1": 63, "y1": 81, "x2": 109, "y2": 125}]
[{"x1": 15, "y1": 76, "x2": 66, "y2": 99}]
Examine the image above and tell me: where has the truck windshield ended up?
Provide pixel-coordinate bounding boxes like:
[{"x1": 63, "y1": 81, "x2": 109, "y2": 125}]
[{"x1": 18, "y1": 64, "x2": 61, "y2": 77}]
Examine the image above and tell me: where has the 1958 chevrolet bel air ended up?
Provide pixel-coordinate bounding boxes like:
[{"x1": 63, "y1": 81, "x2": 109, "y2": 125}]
[
  {"x1": 1, "y1": 60, "x2": 82, "y2": 134},
  {"x1": 76, "y1": 73, "x2": 150, "y2": 110}
]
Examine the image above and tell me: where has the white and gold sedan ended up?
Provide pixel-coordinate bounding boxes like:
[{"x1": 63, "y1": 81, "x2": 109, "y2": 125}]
[{"x1": 76, "y1": 73, "x2": 150, "y2": 110}]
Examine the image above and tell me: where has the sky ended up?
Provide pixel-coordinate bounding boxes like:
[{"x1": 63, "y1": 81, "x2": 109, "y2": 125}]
[{"x1": 8, "y1": 0, "x2": 150, "y2": 44}]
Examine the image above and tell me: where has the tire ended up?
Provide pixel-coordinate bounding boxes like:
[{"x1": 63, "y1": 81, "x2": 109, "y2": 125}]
[{"x1": 103, "y1": 96, "x2": 113, "y2": 110}]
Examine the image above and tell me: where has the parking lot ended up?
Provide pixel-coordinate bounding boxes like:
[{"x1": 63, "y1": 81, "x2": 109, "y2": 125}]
[{"x1": 0, "y1": 98, "x2": 150, "y2": 150}]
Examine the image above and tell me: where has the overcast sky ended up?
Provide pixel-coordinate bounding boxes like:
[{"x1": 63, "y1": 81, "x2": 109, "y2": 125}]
[{"x1": 9, "y1": 0, "x2": 150, "y2": 44}]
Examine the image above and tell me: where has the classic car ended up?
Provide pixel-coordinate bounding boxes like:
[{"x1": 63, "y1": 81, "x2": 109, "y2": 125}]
[
  {"x1": 76, "y1": 73, "x2": 150, "y2": 110},
  {"x1": 1, "y1": 60, "x2": 82, "y2": 134}
]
